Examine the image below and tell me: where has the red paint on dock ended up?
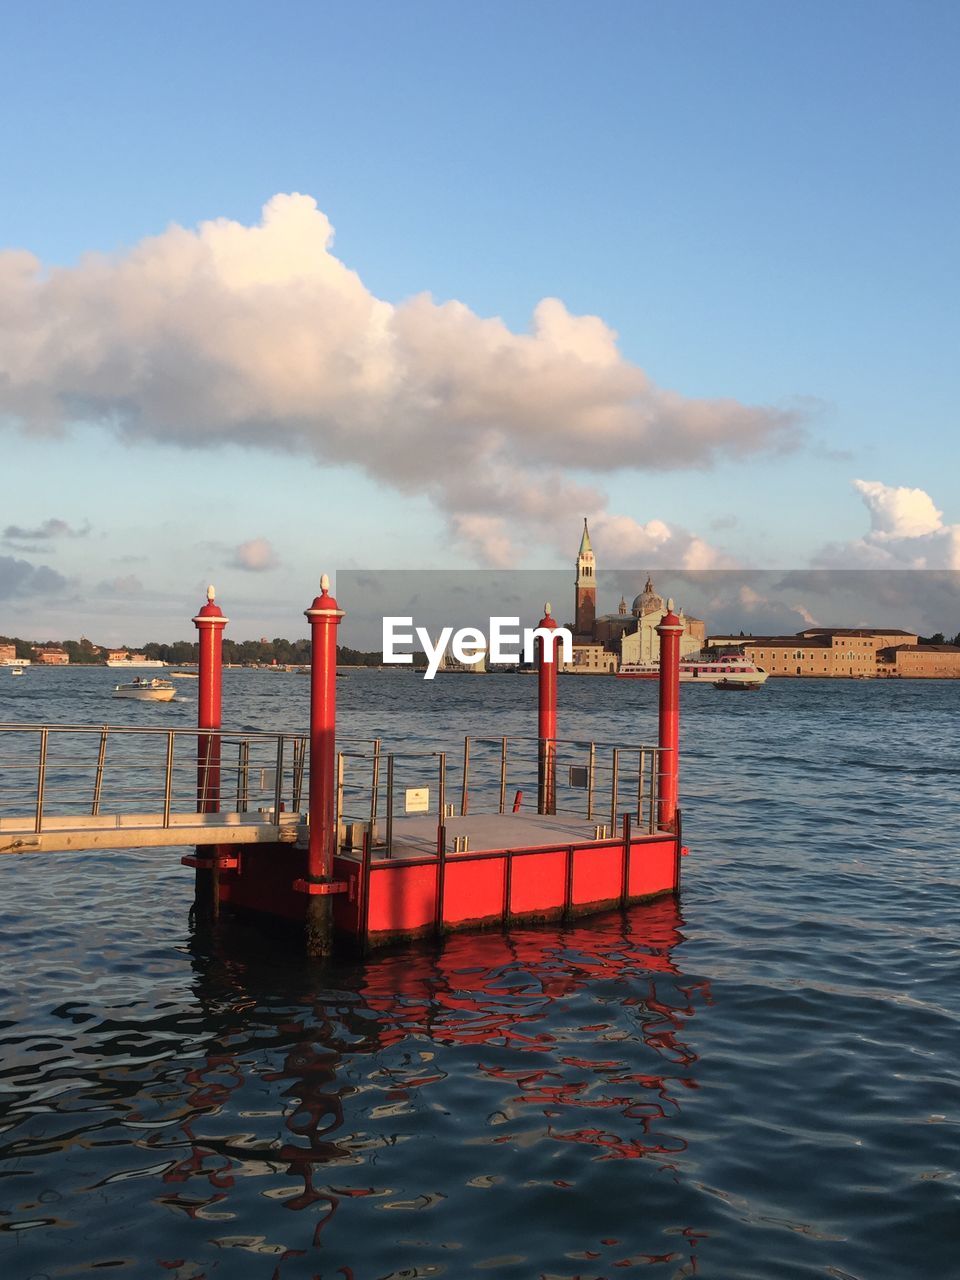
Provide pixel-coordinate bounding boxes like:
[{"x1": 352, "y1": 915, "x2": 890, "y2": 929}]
[{"x1": 217, "y1": 822, "x2": 680, "y2": 951}]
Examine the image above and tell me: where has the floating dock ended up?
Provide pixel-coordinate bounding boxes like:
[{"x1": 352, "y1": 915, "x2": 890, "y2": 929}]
[{"x1": 0, "y1": 581, "x2": 687, "y2": 957}]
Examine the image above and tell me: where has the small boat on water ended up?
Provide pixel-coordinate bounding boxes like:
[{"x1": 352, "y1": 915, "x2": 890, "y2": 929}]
[
  {"x1": 10, "y1": 666, "x2": 24, "y2": 676},
  {"x1": 170, "y1": 671, "x2": 198, "y2": 679},
  {"x1": 113, "y1": 677, "x2": 176, "y2": 702},
  {"x1": 618, "y1": 654, "x2": 768, "y2": 687},
  {"x1": 714, "y1": 676, "x2": 765, "y2": 691}
]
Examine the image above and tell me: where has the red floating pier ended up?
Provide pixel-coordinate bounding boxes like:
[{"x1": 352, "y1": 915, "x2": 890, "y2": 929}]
[{"x1": 192, "y1": 581, "x2": 686, "y2": 957}]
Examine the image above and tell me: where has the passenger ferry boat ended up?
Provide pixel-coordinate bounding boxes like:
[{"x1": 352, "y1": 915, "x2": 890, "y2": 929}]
[
  {"x1": 106, "y1": 658, "x2": 167, "y2": 668},
  {"x1": 617, "y1": 654, "x2": 768, "y2": 686}
]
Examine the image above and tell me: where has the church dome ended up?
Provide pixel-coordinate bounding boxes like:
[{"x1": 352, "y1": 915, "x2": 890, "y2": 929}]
[{"x1": 631, "y1": 576, "x2": 664, "y2": 616}]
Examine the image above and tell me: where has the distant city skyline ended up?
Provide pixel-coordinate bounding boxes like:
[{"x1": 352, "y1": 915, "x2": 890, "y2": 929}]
[{"x1": 1, "y1": 2, "x2": 958, "y2": 642}]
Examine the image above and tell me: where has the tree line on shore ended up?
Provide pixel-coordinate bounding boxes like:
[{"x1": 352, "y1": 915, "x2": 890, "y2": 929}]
[
  {"x1": 5, "y1": 629, "x2": 960, "y2": 667},
  {"x1": 0, "y1": 635, "x2": 397, "y2": 666}
]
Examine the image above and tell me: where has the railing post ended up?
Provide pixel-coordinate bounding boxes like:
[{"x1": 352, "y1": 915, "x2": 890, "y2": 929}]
[
  {"x1": 587, "y1": 741, "x2": 596, "y2": 820},
  {"x1": 35, "y1": 728, "x2": 48, "y2": 834},
  {"x1": 370, "y1": 738, "x2": 381, "y2": 828},
  {"x1": 293, "y1": 737, "x2": 306, "y2": 812},
  {"x1": 335, "y1": 750, "x2": 344, "y2": 839},
  {"x1": 237, "y1": 740, "x2": 250, "y2": 812},
  {"x1": 303, "y1": 573, "x2": 345, "y2": 958},
  {"x1": 656, "y1": 602, "x2": 683, "y2": 831},
  {"x1": 92, "y1": 727, "x2": 108, "y2": 816},
  {"x1": 637, "y1": 748, "x2": 646, "y2": 824},
  {"x1": 460, "y1": 737, "x2": 470, "y2": 816},
  {"x1": 438, "y1": 751, "x2": 446, "y2": 822},
  {"x1": 536, "y1": 602, "x2": 559, "y2": 815},
  {"x1": 499, "y1": 736, "x2": 507, "y2": 814},
  {"x1": 162, "y1": 731, "x2": 175, "y2": 828},
  {"x1": 274, "y1": 736, "x2": 285, "y2": 820},
  {"x1": 386, "y1": 753, "x2": 395, "y2": 857},
  {"x1": 609, "y1": 746, "x2": 620, "y2": 832}
]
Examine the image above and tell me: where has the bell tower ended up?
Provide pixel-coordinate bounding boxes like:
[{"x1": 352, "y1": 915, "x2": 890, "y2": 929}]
[{"x1": 575, "y1": 518, "x2": 596, "y2": 636}]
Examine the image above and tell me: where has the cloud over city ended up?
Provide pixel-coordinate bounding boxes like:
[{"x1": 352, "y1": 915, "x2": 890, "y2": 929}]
[
  {"x1": 816, "y1": 479, "x2": 960, "y2": 569},
  {"x1": 0, "y1": 195, "x2": 801, "y2": 564}
]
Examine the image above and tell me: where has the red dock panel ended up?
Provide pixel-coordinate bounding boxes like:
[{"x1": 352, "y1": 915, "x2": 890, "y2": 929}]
[
  {"x1": 442, "y1": 856, "x2": 506, "y2": 926},
  {"x1": 368, "y1": 861, "x2": 438, "y2": 935},
  {"x1": 507, "y1": 848, "x2": 567, "y2": 917},
  {"x1": 571, "y1": 842, "x2": 622, "y2": 906},
  {"x1": 628, "y1": 839, "x2": 676, "y2": 899}
]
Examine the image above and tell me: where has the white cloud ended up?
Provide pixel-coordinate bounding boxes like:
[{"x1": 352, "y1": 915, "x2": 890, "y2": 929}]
[
  {"x1": 230, "y1": 537, "x2": 279, "y2": 572},
  {"x1": 816, "y1": 479, "x2": 960, "y2": 569},
  {"x1": 0, "y1": 194, "x2": 801, "y2": 564},
  {"x1": 853, "y1": 479, "x2": 943, "y2": 539}
]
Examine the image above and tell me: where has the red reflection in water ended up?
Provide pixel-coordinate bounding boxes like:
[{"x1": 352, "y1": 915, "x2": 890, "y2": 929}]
[{"x1": 155, "y1": 898, "x2": 709, "y2": 1273}]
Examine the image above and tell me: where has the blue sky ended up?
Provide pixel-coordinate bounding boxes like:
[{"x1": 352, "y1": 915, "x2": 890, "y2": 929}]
[{"x1": 1, "y1": 1, "x2": 958, "y2": 643}]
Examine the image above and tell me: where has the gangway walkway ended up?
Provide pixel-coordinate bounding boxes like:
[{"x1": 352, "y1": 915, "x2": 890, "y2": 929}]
[{"x1": 0, "y1": 724, "x2": 308, "y2": 854}]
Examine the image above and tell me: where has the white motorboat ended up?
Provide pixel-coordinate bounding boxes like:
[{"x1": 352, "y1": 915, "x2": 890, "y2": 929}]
[
  {"x1": 10, "y1": 666, "x2": 24, "y2": 676},
  {"x1": 170, "y1": 671, "x2": 199, "y2": 679},
  {"x1": 113, "y1": 678, "x2": 176, "y2": 702}
]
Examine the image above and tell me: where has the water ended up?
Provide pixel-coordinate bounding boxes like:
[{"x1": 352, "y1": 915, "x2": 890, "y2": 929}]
[{"x1": 1, "y1": 670, "x2": 958, "y2": 1278}]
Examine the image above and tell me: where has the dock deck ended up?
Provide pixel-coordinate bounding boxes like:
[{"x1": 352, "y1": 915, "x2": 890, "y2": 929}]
[{"x1": 358, "y1": 810, "x2": 669, "y2": 859}]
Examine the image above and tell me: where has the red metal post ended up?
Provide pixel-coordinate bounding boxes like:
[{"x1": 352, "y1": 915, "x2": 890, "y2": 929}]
[
  {"x1": 656, "y1": 600, "x2": 683, "y2": 831},
  {"x1": 193, "y1": 585, "x2": 227, "y2": 812},
  {"x1": 303, "y1": 574, "x2": 344, "y2": 957},
  {"x1": 536, "y1": 602, "x2": 559, "y2": 815}
]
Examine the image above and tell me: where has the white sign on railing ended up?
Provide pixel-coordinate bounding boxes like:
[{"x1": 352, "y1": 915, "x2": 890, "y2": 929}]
[{"x1": 405, "y1": 787, "x2": 430, "y2": 813}]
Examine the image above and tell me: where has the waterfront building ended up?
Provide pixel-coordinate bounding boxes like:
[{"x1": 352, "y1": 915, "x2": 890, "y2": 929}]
[
  {"x1": 799, "y1": 626, "x2": 919, "y2": 649},
  {"x1": 565, "y1": 642, "x2": 617, "y2": 674},
  {"x1": 741, "y1": 634, "x2": 866, "y2": 677},
  {"x1": 707, "y1": 626, "x2": 959, "y2": 678},
  {"x1": 0, "y1": 643, "x2": 17, "y2": 664},
  {"x1": 33, "y1": 647, "x2": 70, "y2": 665},
  {"x1": 106, "y1": 649, "x2": 164, "y2": 667},
  {"x1": 876, "y1": 643, "x2": 960, "y2": 678}
]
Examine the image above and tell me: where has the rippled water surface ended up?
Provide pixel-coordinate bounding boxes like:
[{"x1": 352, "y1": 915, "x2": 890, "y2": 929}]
[{"x1": 1, "y1": 670, "x2": 958, "y2": 1279}]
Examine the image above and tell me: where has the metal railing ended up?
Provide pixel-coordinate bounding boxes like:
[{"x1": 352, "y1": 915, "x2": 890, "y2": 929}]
[
  {"x1": 332, "y1": 734, "x2": 666, "y2": 857},
  {"x1": 0, "y1": 723, "x2": 308, "y2": 834},
  {"x1": 0, "y1": 723, "x2": 666, "y2": 857}
]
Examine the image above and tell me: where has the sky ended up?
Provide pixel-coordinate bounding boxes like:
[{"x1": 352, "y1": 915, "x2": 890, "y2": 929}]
[{"x1": 1, "y1": 0, "x2": 958, "y2": 646}]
